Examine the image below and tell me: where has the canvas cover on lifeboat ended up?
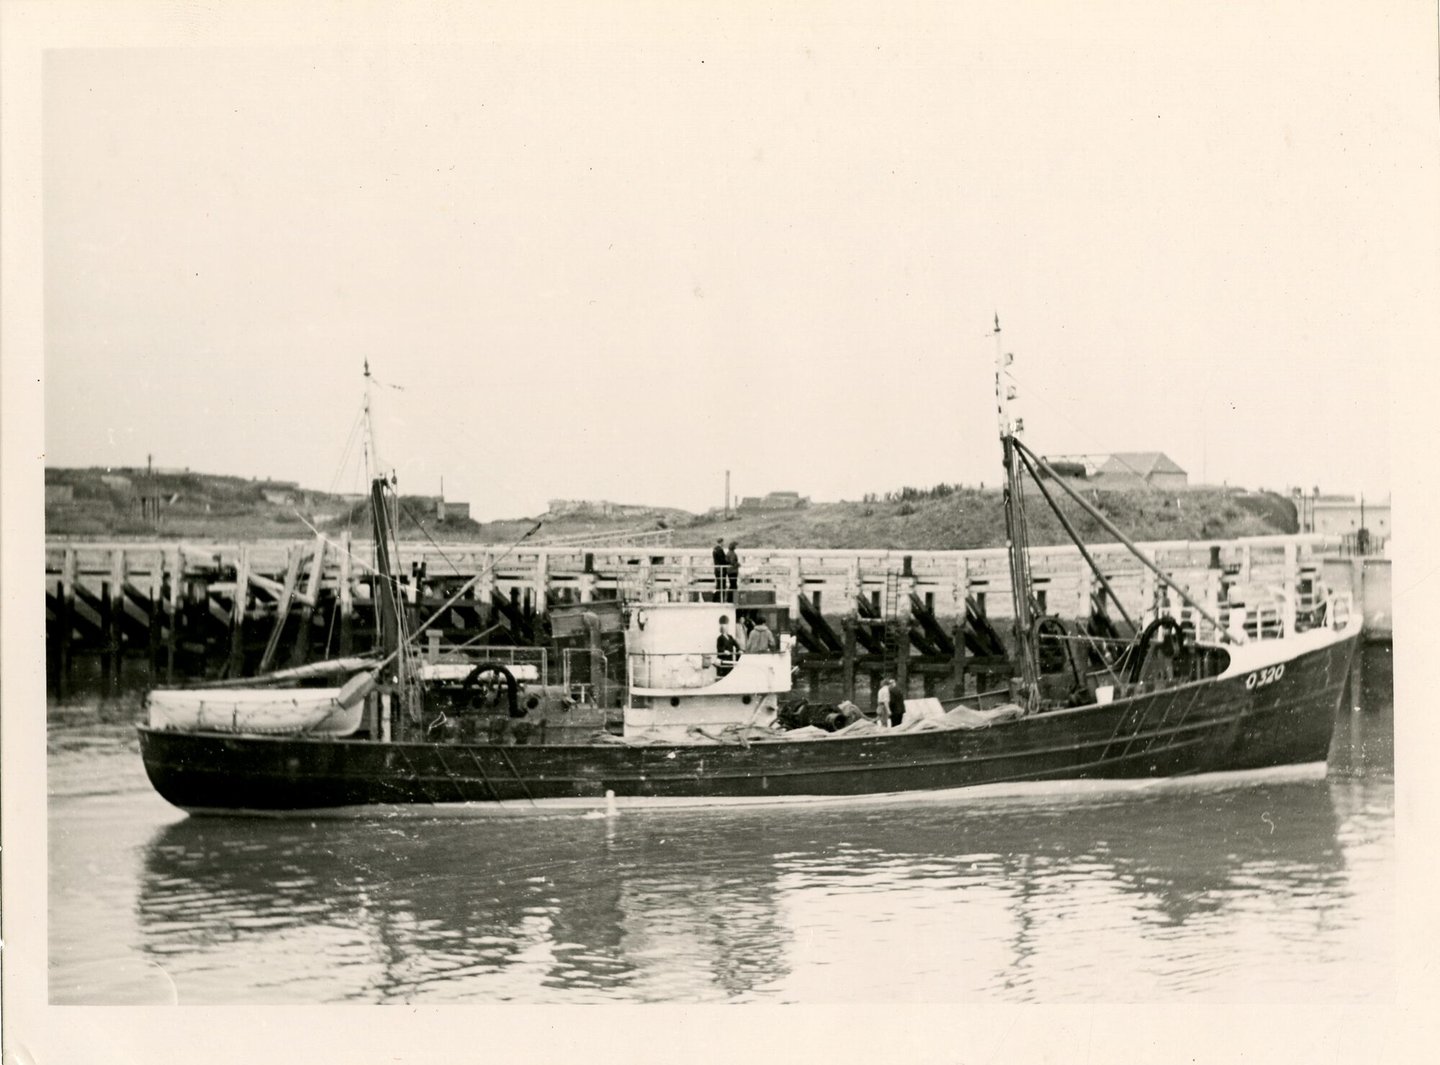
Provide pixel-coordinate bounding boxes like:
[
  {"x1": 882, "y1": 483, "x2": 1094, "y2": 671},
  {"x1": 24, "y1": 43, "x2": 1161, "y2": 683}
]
[{"x1": 147, "y1": 686, "x2": 364, "y2": 736}]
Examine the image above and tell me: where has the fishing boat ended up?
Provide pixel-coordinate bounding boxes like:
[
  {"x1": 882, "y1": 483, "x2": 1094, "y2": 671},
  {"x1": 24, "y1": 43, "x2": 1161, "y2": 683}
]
[{"x1": 138, "y1": 326, "x2": 1361, "y2": 815}]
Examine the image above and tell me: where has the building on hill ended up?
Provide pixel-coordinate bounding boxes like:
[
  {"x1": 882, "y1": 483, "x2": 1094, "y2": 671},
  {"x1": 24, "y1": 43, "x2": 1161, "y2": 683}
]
[
  {"x1": 546, "y1": 499, "x2": 657, "y2": 519},
  {"x1": 1298, "y1": 493, "x2": 1390, "y2": 539},
  {"x1": 407, "y1": 495, "x2": 472, "y2": 522},
  {"x1": 1094, "y1": 452, "x2": 1188, "y2": 490},
  {"x1": 737, "y1": 491, "x2": 810, "y2": 511}
]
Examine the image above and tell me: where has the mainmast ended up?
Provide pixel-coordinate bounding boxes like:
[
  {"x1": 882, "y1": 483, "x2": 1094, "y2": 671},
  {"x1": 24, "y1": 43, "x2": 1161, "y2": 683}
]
[{"x1": 994, "y1": 316, "x2": 1041, "y2": 711}]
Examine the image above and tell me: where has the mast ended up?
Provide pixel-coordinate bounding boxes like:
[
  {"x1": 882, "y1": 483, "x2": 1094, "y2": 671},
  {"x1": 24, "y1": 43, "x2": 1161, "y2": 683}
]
[
  {"x1": 361, "y1": 358, "x2": 384, "y2": 482},
  {"x1": 361, "y1": 360, "x2": 407, "y2": 692},
  {"x1": 994, "y1": 316, "x2": 1041, "y2": 710}
]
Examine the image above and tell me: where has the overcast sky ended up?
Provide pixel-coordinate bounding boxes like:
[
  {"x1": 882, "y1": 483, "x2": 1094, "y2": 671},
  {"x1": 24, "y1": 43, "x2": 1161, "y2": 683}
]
[{"x1": 41, "y1": 3, "x2": 1431, "y2": 519}]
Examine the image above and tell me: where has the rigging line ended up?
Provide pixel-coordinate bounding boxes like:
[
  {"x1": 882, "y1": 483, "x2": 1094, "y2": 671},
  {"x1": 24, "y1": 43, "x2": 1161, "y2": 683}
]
[
  {"x1": 327, "y1": 405, "x2": 367, "y2": 496},
  {"x1": 1053, "y1": 624, "x2": 1127, "y2": 686},
  {"x1": 310, "y1": 518, "x2": 550, "y2": 683},
  {"x1": 322, "y1": 587, "x2": 339, "y2": 658},
  {"x1": 291, "y1": 512, "x2": 386, "y2": 576},
  {"x1": 397, "y1": 500, "x2": 464, "y2": 576},
  {"x1": 1014, "y1": 444, "x2": 1137, "y2": 631},
  {"x1": 396, "y1": 520, "x2": 544, "y2": 656},
  {"x1": 1004, "y1": 368, "x2": 1180, "y2": 502},
  {"x1": 439, "y1": 622, "x2": 506, "y2": 654},
  {"x1": 1012, "y1": 437, "x2": 1234, "y2": 642}
]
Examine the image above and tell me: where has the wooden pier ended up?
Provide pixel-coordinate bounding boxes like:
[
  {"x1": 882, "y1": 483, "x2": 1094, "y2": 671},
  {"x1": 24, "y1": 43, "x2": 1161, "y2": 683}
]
[{"x1": 45, "y1": 532, "x2": 1387, "y2": 701}]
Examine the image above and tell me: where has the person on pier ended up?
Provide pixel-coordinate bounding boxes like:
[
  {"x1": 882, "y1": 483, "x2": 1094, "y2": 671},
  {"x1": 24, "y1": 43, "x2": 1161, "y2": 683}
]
[
  {"x1": 725, "y1": 541, "x2": 741, "y2": 602},
  {"x1": 712, "y1": 538, "x2": 728, "y2": 602}
]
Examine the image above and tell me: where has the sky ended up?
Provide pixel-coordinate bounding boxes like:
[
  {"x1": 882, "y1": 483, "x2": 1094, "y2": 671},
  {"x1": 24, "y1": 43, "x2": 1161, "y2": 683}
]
[{"x1": 39, "y1": 2, "x2": 1433, "y2": 519}]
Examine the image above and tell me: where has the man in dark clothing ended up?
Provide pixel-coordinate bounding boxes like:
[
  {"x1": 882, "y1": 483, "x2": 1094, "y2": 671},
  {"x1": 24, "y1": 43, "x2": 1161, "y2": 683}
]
[
  {"x1": 725, "y1": 541, "x2": 740, "y2": 602},
  {"x1": 712, "y1": 538, "x2": 728, "y2": 602},
  {"x1": 716, "y1": 615, "x2": 741, "y2": 677}
]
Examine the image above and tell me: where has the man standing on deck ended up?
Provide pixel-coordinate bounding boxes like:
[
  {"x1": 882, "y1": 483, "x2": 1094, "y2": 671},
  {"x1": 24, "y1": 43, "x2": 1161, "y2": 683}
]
[
  {"x1": 878, "y1": 677, "x2": 905, "y2": 728},
  {"x1": 744, "y1": 614, "x2": 776, "y2": 654},
  {"x1": 716, "y1": 615, "x2": 742, "y2": 677}
]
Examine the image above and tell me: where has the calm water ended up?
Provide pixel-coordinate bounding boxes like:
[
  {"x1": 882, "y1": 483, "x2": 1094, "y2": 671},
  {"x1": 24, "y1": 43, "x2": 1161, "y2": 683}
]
[{"x1": 48, "y1": 646, "x2": 1394, "y2": 1004}]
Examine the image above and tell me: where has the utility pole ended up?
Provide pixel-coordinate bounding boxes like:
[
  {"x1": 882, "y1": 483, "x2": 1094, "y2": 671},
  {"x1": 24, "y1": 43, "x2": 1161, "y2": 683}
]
[{"x1": 724, "y1": 469, "x2": 731, "y2": 519}]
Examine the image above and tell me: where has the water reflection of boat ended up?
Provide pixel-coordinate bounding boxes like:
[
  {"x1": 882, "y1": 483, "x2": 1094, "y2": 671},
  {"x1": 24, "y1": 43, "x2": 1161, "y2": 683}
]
[
  {"x1": 137, "y1": 329, "x2": 1362, "y2": 815},
  {"x1": 135, "y1": 776, "x2": 1348, "y2": 1001}
]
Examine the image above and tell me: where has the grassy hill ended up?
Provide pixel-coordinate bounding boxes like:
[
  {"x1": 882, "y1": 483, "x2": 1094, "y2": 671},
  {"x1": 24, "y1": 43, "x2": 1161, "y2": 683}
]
[
  {"x1": 46, "y1": 466, "x2": 1298, "y2": 549},
  {"x1": 666, "y1": 485, "x2": 1295, "y2": 551}
]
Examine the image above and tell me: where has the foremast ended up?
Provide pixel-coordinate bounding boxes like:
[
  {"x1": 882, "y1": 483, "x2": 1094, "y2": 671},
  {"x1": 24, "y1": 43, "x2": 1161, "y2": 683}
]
[
  {"x1": 994, "y1": 316, "x2": 1041, "y2": 712},
  {"x1": 989, "y1": 319, "x2": 1239, "y2": 709}
]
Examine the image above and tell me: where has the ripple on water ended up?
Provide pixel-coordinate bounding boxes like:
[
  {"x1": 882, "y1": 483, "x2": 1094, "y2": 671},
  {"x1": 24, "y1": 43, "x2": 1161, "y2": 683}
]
[{"x1": 47, "y1": 705, "x2": 1396, "y2": 1003}]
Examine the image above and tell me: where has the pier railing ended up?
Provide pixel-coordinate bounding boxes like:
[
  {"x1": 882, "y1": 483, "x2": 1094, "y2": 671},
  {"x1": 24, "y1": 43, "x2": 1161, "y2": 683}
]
[{"x1": 44, "y1": 532, "x2": 1386, "y2": 696}]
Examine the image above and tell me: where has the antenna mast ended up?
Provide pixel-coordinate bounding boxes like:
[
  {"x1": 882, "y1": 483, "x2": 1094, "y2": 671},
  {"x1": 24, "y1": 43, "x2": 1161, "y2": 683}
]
[{"x1": 361, "y1": 357, "x2": 384, "y2": 483}]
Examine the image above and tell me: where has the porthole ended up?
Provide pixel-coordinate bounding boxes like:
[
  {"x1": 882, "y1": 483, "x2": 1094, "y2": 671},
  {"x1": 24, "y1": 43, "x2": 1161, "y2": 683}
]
[
  {"x1": 741, "y1": 694, "x2": 753, "y2": 705},
  {"x1": 670, "y1": 697, "x2": 681, "y2": 707}
]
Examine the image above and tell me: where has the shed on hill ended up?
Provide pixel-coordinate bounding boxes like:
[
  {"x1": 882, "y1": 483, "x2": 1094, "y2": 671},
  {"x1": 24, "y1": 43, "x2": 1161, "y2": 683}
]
[
  {"x1": 1096, "y1": 452, "x2": 1188, "y2": 490},
  {"x1": 738, "y1": 491, "x2": 810, "y2": 511}
]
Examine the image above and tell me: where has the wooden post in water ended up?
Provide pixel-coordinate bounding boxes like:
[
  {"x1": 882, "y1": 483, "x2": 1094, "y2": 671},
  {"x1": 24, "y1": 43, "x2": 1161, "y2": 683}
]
[
  {"x1": 580, "y1": 553, "x2": 597, "y2": 604},
  {"x1": 338, "y1": 531, "x2": 354, "y2": 656},
  {"x1": 586, "y1": 611, "x2": 605, "y2": 706},
  {"x1": 1349, "y1": 639, "x2": 1366, "y2": 713},
  {"x1": 1350, "y1": 557, "x2": 1366, "y2": 711},
  {"x1": 229, "y1": 546, "x2": 250, "y2": 678},
  {"x1": 109, "y1": 549, "x2": 127, "y2": 690},
  {"x1": 165, "y1": 547, "x2": 180, "y2": 683},
  {"x1": 841, "y1": 614, "x2": 857, "y2": 705},
  {"x1": 533, "y1": 551, "x2": 549, "y2": 614},
  {"x1": 951, "y1": 621, "x2": 968, "y2": 699},
  {"x1": 894, "y1": 615, "x2": 911, "y2": 699},
  {"x1": 678, "y1": 552, "x2": 694, "y2": 601},
  {"x1": 147, "y1": 587, "x2": 162, "y2": 682},
  {"x1": 50, "y1": 581, "x2": 67, "y2": 699},
  {"x1": 257, "y1": 545, "x2": 303, "y2": 675},
  {"x1": 57, "y1": 548, "x2": 77, "y2": 699},
  {"x1": 290, "y1": 536, "x2": 327, "y2": 667},
  {"x1": 99, "y1": 581, "x2": 114, "y2": 698}
]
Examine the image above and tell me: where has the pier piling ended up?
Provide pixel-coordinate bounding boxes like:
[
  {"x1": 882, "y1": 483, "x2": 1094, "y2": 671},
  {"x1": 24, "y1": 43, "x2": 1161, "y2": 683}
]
[{"x1": 43, "y1": 533, "x2": 1381, "y2": 699}]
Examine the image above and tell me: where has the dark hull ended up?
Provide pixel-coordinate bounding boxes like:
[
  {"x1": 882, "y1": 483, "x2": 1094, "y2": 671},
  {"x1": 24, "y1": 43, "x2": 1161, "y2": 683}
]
[{"x1": 139, "y1": 632, "x2": 1358, "y2": 814}]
